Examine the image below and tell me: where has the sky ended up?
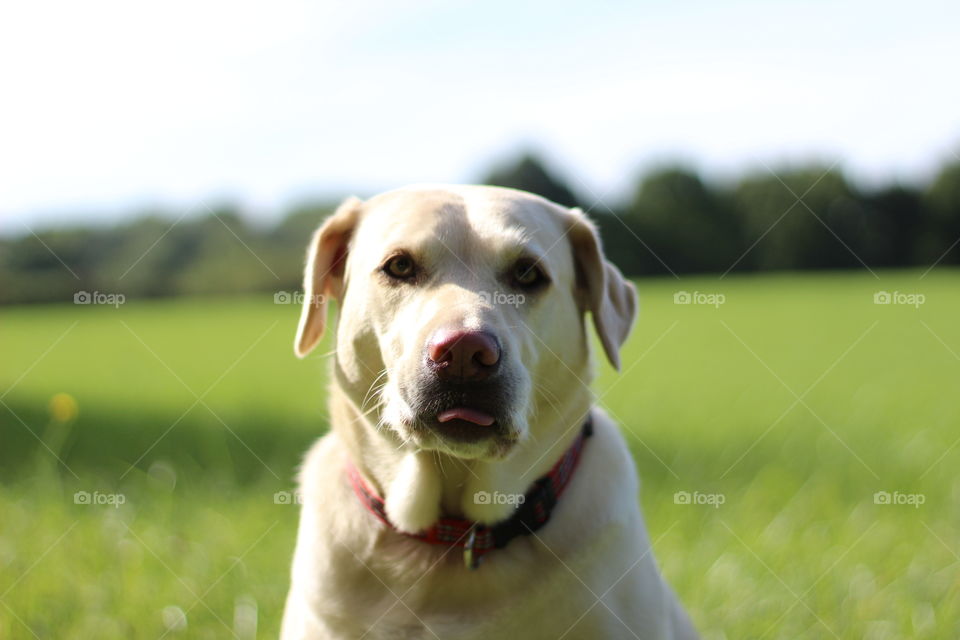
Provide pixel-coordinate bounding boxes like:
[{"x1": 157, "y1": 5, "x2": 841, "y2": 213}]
[{"x1": 2, "y1": 0, "x2": 959, "y2": 231}]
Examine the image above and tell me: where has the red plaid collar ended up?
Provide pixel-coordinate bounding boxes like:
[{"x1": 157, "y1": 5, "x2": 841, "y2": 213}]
[{"x1": 346, "y1": 416, "x2": 594, "y2": 569}]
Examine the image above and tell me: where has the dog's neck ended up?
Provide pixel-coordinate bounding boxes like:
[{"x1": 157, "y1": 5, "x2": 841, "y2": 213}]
[{"x1": 328, "y1": 381, "x2": 594, "y2": 534}]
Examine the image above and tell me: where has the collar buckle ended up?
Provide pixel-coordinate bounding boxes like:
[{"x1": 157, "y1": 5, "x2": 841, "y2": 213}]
[{"x1": 463, "y1": 525, "x2": 481, "y2": 570}]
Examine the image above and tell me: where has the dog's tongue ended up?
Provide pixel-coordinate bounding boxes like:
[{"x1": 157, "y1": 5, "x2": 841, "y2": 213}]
[{"x1": 437, "y1": 407, "x2": 495, "y2": 426}]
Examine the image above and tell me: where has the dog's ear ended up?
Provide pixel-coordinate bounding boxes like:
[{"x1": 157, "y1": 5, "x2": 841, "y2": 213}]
[
  {"x1": 294, "y1": 197, "x2": 363, "y2": 358},
  {"x1": 567, "y1": 208, "x2": 638, "y2": 370}
]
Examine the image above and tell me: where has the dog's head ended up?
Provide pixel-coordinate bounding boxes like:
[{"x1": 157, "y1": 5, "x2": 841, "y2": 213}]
[{"x1": 294, "y1": 185, "x2": 636, "y2": 460}]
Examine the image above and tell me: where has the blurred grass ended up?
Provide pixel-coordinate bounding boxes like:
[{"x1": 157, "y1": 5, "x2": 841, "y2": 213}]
[{"x1": 1, "y1": 270, "x2": 959, "y2": 639}]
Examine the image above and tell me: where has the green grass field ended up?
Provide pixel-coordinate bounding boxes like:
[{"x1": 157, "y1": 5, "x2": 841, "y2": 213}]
[{"x1": 1, "y1": 270, "x2": 958, "y2": 639}]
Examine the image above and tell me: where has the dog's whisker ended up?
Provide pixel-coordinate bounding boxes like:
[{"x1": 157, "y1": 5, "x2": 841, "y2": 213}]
[
  {"x1": 365, "y1": 382, "x2": 388, "y2": 413},
  {"x1": 433, "y1": 450, "x2": 446, "y2": 477},
  {"x1": 360, "y1": 368, "x2": 390, "y2": 413},
  {"x1": 534, "y1": 383, "x2": 565, "y2": 420}
]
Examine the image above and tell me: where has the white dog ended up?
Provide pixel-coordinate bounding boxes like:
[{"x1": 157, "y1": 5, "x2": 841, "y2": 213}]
[{"x1": 281, "y1": 185, "x2": 698, "y2": 639}]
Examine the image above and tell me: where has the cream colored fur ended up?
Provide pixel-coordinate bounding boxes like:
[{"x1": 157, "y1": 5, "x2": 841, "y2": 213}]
[{"x1": 281, "y1": 185, "x2": 698, "y2": 639}]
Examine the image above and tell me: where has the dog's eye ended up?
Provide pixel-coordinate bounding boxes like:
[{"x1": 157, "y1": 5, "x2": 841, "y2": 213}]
[
  {"x1": 383, "y1": 254, "x2": 417, "y2": 280},
  {"x1": 511, "y1": 259, "x2": 547, "y2": 289}
]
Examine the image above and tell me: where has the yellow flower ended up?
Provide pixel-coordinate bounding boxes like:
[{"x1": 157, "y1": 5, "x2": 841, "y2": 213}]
[{"x1": 49, "y1": 393, "x2": 79, "y2": 422}]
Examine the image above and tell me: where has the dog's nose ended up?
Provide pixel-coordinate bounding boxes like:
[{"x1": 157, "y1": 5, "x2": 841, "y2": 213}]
[{"x1": 427, "y1": 329, "x2": 501, "y2": 381}]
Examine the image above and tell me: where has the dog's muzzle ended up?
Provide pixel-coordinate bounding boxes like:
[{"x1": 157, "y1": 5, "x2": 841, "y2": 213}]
[{"x1": 406, "y1": 326, "x2": 516, "y2": 444}]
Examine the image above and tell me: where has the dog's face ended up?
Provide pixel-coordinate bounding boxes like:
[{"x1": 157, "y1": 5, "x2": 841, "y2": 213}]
[{"x1": 294, "y1": 186, "x2": 636, "y2": 460}]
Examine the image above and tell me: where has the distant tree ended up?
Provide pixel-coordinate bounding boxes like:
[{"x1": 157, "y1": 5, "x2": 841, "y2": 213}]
[
  {"x1": 167, "y1": 209, "x2": 280, "y2": 296},
  {"x1": 624, "y1": 167, "x2": 743, "y2": 275},
  {"x1": 591, "y1": 208, "x2": 649, "y2": 277},
  {"x1": 269, "y1": 202, "x2": 339, "y2": 288},
  {"x1": 919, "y1": 161, "x2": 960, "y2": 266},
  {"x1": 862, "y1": 185, "x2": 925, "y2": 267},
  {"x1": 731, "y1": 167, "x2": 867, "y2": 271},
  {"x1": 271, "y1": 202, "x2": 336, "y2": 247},
  {"x1": 482, "y1": 152, "x2": 581, "y2": 208}
]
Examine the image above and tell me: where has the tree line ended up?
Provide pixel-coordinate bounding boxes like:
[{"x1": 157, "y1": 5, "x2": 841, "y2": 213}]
[
  {"x1": 1, "y1": 152, "x2": 957, "y2": 304},
  {"x1": 486, "y1": 153, "x2": 959, "y2": 277}
]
